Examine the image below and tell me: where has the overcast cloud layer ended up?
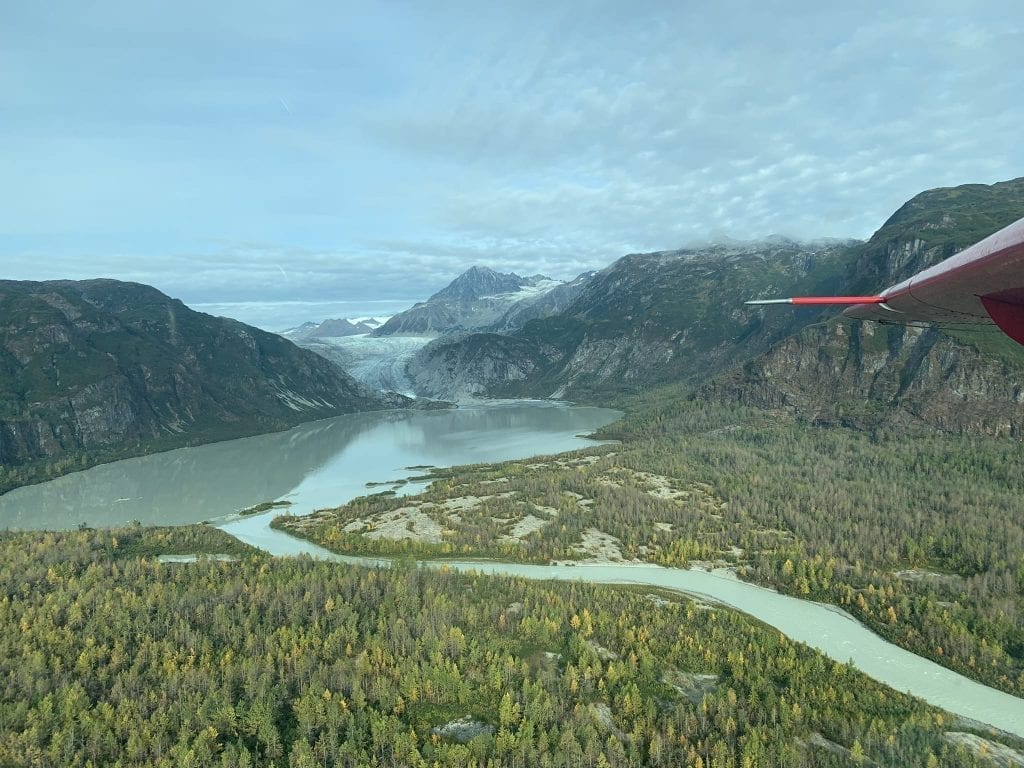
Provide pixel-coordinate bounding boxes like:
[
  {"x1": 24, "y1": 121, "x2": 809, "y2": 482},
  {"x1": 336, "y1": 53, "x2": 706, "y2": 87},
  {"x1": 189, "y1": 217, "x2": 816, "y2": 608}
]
[{"x1": 3, "y1": 1, "x2": 1022, "y2": 328}]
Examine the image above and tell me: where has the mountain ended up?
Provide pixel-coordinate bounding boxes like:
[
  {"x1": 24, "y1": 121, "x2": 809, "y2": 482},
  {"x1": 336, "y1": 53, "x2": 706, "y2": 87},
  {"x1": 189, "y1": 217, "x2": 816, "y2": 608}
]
[
  {"x1": 405, "y1": 239, "x2": 856, "y2": 400},
  {"x1": 281, "y1": 321, "x2": 320, "y2": 339},
  {"x1": 0, "y1": 279, "x2": 408, "y2": 490},
  {"x1": 707, "y1": 178, "x2": 1024, "y2": 436},
  {"x1": 353, "y1": 316, "x2": 388, "y2": 331},
  {"x1": 281, "y1": 316, "x2": 385, "y2": 341},
  {"x1": 844, "y1": 179, "x2": 1024, "y2": 294},
  {"x1": 288, "y1": 270, "x2": 587, "y2": 394},
  {"x1": 489, "y1": 270, "x2": 595, "y2": 330},
  {"x1": 403, "y1": 179, "x2": 1024, "y2": 436},
  {"x1": 372, "y1": 266, "x2": 561, "y2": 336}
]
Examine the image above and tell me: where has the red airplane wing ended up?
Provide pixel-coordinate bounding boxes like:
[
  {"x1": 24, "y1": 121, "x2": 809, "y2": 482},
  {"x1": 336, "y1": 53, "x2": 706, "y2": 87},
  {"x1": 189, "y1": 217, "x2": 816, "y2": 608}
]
[{"x1": 747, "y1": 215, "x2": 1024, "y2": 345}]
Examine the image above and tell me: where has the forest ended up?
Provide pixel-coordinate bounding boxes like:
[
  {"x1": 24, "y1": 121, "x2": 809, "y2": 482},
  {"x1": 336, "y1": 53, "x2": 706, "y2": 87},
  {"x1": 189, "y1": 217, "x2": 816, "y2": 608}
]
[
  {"x1": 0, "y1": 525, "x2": 1014, "y2": 767},
  {"x1": 279, "y1": 390, "x2": 1024, "y2": 700}
]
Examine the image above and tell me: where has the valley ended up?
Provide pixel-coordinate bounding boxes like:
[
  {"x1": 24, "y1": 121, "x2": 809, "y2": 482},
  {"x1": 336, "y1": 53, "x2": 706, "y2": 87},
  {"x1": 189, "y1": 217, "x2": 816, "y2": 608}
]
[
  {"x1": 275, "y1": 395, "x2": 1024, "y2": 699},
  {"x1": 9, "y1": 4, "x2": 1024, "y2": 764},
  {"x1": 3, "y1": 179, "x2": 1024, "y2": 766},
  {"x1": 0, "y1": 280, "x2": 408, "y2": 495},
  {"x1": 0, "y1": 401, "x2": 617, "y2": 530}
]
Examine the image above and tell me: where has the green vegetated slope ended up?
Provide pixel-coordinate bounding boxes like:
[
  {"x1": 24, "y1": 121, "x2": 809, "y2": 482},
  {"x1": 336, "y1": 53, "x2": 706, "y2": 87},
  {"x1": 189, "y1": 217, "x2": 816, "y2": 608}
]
[
  {"x1": 406, "y1": 238, "x2": 855, "y2": 401},
  {"x1": 846, "y1": 178, "x2": 1024, "y2": 292},
  {"x1": 0, "y1": 525, "x2": 1009, "y2": 767},
  {"x1": 710, "y1": 178, "x2": 1024, "y2": 435},
  {"x1": 281, "y1": 394, "x2": 1024, "y2": 702},
  {"x1": 0, "y1": 279, "x2": 407, "y2": 493}
]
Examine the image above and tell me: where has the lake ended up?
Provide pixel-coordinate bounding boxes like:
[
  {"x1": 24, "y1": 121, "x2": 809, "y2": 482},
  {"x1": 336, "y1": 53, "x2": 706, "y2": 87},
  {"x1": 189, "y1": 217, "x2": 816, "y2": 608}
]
[{"x1": 0, "y1": 400, "x2": 619, "y2": 530}]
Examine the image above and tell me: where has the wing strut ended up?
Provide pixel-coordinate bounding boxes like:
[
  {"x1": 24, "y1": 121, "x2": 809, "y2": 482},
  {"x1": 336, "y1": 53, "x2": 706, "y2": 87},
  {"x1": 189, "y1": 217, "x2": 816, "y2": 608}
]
[{"x1": 745, "y1": 296, "x2": 885, "y2": 306}]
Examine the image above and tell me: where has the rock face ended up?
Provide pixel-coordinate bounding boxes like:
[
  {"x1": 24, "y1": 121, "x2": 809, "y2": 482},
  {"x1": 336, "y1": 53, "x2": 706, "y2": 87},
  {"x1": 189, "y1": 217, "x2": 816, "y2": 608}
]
[
  {"x1": 0, "y1": 279, "x2": 407, "y2": 481},
  {"x1": 406, "y1": 239, "x2": 856, "y2": 400},
  {"x1": 843, "y1": 178, "x2": 1024, "y2": 295},
  {"x1": 373, "y1": 266, "x2": 561, "y2": 336},
  {"x1": 708, "y1": 178, "x2": 1024, "y2": 436},
  {"x1": 707, "y1": 321, "x2": 1024, "y2": 436},
  {"x1": 406, "y1": 332, "x2": 561, "y2": 400}
]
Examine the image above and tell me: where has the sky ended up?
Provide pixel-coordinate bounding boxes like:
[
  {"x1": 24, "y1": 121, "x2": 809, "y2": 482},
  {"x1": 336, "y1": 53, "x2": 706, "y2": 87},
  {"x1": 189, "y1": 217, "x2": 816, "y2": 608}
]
[{"x1": 2, "y1": 1, "x2": 1022, "y2": 329}]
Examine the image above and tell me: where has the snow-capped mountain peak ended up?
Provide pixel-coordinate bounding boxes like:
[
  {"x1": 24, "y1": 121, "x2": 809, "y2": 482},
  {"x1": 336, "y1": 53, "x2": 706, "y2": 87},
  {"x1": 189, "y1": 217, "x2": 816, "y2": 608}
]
[{"x1": 374, "y1": 266, "x2": 563, "y2": 336}]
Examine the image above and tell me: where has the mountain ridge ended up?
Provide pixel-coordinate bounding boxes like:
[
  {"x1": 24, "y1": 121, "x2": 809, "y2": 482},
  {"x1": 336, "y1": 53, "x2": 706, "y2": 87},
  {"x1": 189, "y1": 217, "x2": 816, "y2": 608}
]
[
  {"x1": 405, "y1": 239, "x2": 856, "y2": 400},
  {"x1": 0, "y1": 279, "x2": 409, "y2": 492},
  {"x1": 706, "y1": 177, "x2": 1024, "y2": 436},
  {"x1": 281, "y1": 316, "x2": 385, "y2": 342},
  {"x1": 372, "y1": 266, "x2": 564, "y2": 336},
  {"x1": 399, "y1": 177, "x2": 1024, "y2": 436}
]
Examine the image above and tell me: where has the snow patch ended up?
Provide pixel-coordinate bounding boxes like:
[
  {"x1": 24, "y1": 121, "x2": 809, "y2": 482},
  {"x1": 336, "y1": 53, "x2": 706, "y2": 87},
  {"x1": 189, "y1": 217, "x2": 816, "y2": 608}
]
[
  {"x1": 274, "y1": 387, "x2": 333, "y2": 411},
  {"x1": 479, "y1": 278, "x2": 562, "y2": 301}
]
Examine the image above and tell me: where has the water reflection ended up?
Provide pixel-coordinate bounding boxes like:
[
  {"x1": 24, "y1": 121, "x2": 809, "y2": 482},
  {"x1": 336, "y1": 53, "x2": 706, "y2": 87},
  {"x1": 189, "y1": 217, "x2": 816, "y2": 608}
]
[{"x1": 0, "y1": 401, "x2": 618, "y2": 530}]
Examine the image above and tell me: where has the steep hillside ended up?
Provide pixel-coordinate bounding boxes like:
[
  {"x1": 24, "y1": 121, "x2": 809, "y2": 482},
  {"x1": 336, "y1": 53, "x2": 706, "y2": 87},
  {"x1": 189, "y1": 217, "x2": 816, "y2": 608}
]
[
  {"x1": 710, "y1": 178, "x2": 1024, "y2": 436},
  {"x1": 292, "y1": 269, "x2": 591, "y2": 395},
  {"x1": 488, "y1": 270, "x2": 595, "y2": 330},
  {"x1": 373, "y1": 266, "x2": 560, "y2": 336},
  {"x1": 407, "y1": 239, "x2": 857, "y2": 400},
  {"x1": 0, "y1": 279, "x2": 407, "y2": 490},
  {"x1": 846, "y1": 178, "x2": 1024, "y2": 293}
]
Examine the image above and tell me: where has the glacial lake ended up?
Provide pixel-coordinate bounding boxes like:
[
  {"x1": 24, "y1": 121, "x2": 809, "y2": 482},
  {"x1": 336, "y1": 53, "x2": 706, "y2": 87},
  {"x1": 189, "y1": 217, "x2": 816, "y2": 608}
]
[{"x1": 0, "y1": 400, "x2": 619, "y2": 530}]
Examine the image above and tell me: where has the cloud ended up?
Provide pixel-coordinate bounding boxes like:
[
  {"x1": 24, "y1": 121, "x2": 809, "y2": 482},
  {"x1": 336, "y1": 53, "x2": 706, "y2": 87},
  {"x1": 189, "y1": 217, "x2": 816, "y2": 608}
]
[
  {"x1": 360, "y1": 2, "x2": 1022, "y2": 247},
  {"x1": 2, "y1": 1, "x2": 1022, "y2": 324},
  {"x1": 191, "y1": 299, "x2": 412, "y2": 331}
]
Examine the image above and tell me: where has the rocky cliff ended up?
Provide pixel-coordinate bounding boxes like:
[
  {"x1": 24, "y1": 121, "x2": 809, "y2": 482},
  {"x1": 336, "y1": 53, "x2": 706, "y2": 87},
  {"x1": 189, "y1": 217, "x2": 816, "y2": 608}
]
[
  {"x1": 707, "y1": 178, "x2": 1024, "y2": 435},
  {"x1": 0, "y1": 279, "x2": 407, "y2": 489},
  {"x1": 404, "y1": 330, "x2": 568, "y2": 400},
  {"x1": 488, "y1": 271, "x2": 595, "y2": 331},
  {"x1": 708, "y1": 321, "x2": 1024, "y2": 436}
]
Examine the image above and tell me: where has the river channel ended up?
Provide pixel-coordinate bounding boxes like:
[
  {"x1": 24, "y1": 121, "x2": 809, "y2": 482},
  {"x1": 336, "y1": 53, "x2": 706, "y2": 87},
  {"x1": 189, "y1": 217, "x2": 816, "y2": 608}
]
[
  {"x1": 225, "y1": 512, "x2": 1024, "y2": 738},
  {"x1": 3, "y1": 400, "x2": 1022, "y2": 737}
]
